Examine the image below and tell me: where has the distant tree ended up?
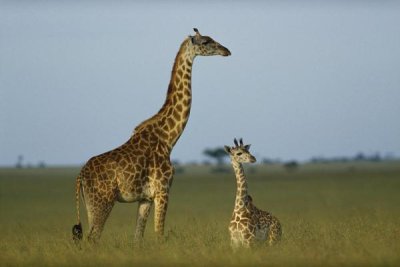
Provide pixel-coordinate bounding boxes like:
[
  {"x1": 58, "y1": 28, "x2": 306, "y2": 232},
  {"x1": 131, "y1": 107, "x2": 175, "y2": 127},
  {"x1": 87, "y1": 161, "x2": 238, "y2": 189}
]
[
  {"x1": 310, "y1": 156, "x2": 326, "y2": 163},
  {"x1": 353, "y1": 152, "x2": 382, "y2": 162},
  {"x1": 203, "y1": 147, "x2": 228, "y2": 165},
  {"x1": 38, "y1": 161, "x2": 46, "y2": 168},
  {"x1": 262, "y1": 158, "x2": 280, "y2": 165},
  {"x1": 354, "y1": 152, "x2": 365, "y2": 161},
  {"x1": 283, "y1": 161, "x2": 299, "y2": 172},
  {"x1": 203, "y1": 147, "x2": 229, "y2": 173},
  {"x1": 309, "y1": 152, "x2": 385, "y2": 164},
  {"x1": 369, "y1": 153, "x2": 381, "y2": 162},
  {"x1": 383, "y1": 152, "x2": 396, "y2": 161},
  {"x1": 16, "y1": 155, "x2": 24, "y2": 168}
]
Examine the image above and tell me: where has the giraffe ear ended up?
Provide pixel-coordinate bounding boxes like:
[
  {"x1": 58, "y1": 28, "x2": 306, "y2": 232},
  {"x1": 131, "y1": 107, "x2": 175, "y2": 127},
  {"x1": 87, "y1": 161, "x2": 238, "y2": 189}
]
[
  {"x1": 224, "y1": 146, "x2": 231, "y2": 154},
  {"x1": 192, "y1": 28, "x2": 208, "y2": 45},
  {"x1": 191, "y1": 34, "x2": 203, "y2": 45},
  {"x1": 191, "y1": 35, "x2": 201, "y2": 45},
  {"x1": 244, "y1": 144, "x2": 251, "y2": 150}
]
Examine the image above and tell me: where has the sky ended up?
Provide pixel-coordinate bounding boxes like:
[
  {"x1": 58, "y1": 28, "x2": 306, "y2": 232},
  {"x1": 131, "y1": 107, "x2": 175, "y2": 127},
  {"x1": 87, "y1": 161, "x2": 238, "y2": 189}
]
[{"x1": 1, "y1": 1, "x2": 400, "y2": 166}]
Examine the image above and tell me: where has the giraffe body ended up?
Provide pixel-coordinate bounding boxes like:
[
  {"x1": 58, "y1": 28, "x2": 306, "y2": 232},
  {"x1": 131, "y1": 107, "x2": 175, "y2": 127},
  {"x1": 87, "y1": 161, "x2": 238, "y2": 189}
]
[
  {"x1": 73, "y1": 29, "x2": 230, "y2": 243},
  {"x1": 225, "y1": 139, "x2": 282, "y2": 248},
  {"x1": 229, "y1": 196, "x2": 282, "y2": 248}
]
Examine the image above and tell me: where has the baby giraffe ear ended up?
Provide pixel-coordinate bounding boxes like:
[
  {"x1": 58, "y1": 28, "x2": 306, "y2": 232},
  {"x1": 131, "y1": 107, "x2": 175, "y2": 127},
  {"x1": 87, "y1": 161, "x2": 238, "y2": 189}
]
[
  {"x1": 244, "y1": 144, "x2": 251, "y2": 150},
  {"x1": 224, "y1": 146, "x2": 231, "y2": 154}
]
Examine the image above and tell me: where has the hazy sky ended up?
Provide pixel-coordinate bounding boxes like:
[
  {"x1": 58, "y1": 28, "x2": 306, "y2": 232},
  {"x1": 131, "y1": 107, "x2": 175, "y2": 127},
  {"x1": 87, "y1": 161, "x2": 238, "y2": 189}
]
[{"x1": 1, "y1": 1, "x2": 400, "y2": 166}]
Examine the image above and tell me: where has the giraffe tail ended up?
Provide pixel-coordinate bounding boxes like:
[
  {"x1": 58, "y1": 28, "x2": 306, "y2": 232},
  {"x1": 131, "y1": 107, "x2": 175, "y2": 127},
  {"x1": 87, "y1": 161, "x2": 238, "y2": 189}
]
[{"x1": 72, "y1": 174, "x2": 83, "y2": 244}]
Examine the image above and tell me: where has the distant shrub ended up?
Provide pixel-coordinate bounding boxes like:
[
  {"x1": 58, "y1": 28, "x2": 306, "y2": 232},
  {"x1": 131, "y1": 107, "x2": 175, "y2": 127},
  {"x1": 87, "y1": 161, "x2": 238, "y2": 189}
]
[
  {"x1": 16, "y1": 155, "x2": 24, "y2": 168},
  {"x1": 210, "y1": 165, "x2": 230, "y2": 173},
  {"x1": 38, "y1": 161, "x2": 46, "y2": 168},
  {"x1": 248, "y1": 166, "x2": 257, "y2": 174},
  {"x1": 283, "y1": 161, "x2": 299, "y2": 172},
  {"x1": 172, "y1": 160, "x2": 185, "y2": 174}
]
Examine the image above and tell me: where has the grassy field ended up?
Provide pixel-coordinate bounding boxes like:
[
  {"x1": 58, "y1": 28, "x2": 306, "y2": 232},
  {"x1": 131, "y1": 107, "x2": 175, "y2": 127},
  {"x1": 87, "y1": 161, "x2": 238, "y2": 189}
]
[{"x1": 1, "y1": 162, "x2": 399, "y2": 267}]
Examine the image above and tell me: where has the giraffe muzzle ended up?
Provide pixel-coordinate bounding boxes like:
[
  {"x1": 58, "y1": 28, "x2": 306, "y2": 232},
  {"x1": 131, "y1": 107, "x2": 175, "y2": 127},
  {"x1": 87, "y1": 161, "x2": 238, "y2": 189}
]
[{"x1": 221, "y1": 46, "x2": 231, "y2": 56}]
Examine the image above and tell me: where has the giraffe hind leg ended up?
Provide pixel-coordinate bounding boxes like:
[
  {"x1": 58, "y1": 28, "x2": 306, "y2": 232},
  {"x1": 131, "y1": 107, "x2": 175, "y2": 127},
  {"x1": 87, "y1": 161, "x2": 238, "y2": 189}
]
[
  {"x1": 86, "y1": 201, "x2": 115, "y2": 243},
  {"x1": 154, "y1": 193, "x2": 169, "y2": 241},
  {"x1": 134, "y1": 200, "x2": 153, "y2": 244}
]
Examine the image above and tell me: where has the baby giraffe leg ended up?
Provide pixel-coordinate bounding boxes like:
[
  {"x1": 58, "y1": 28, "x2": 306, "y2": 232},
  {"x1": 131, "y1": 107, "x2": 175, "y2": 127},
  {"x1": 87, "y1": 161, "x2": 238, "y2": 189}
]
[{"x1": 267, "y1": 219, "x2": 282, "y2": 246}]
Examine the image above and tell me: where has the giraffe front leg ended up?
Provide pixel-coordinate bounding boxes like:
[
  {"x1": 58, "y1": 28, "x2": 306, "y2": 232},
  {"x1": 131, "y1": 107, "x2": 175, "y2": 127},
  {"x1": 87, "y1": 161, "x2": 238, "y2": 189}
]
[
  {"x1": 241, "y1": 230, "x2": 254, "y2": 249},
  {"x1": 268, "y1": 219, "x2": 282, "y2": 246},
  {"x1": 154, "y1": 192, "x2": 169, "y2": 241},
  {"x1": 230, "y1": 230, "x2": 242, "y2": 250},
  {"x1": 133, "y1": 200, "x2": 153, "y2": 244}
]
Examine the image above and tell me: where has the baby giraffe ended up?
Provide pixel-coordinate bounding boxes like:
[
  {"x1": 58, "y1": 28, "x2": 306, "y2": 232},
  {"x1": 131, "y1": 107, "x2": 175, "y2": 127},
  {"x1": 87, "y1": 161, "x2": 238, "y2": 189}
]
[{"x1": 224, "y1": 138, "x2": 282, "y2": 248}]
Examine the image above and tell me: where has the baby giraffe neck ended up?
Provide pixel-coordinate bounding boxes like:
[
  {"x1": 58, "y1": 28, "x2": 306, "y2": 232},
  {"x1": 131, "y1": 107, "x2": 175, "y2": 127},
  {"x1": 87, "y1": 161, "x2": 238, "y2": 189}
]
[{"x1": 232, "y1": 160, "x2": 248, "y2": 211}]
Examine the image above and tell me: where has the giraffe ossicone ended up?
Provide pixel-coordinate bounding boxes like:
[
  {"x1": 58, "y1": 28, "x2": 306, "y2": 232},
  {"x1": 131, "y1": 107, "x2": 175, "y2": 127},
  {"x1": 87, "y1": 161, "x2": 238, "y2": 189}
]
[
  {"x1": 72, "y1": 28, "x2": 231, "y2": 244},
  {"x1": 225, "y1": 138, "x2": 282, "y2": 248}
]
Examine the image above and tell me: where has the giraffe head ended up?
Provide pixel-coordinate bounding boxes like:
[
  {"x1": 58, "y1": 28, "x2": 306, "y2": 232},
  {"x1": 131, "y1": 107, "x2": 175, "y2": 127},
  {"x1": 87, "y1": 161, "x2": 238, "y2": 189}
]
[
  {"x1": 224, "y1": 138, "x2": 257, "y2": 164},
  {"x1": 190, "y1": 28, "x2": 231, "y2": 57}
]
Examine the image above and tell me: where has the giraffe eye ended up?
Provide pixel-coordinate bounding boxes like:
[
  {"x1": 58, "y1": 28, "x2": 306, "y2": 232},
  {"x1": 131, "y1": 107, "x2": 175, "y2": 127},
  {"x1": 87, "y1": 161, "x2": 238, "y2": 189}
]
[
  {"x1": 237, "y1": 152, "x2": 242, "y2": 156},
  {"x1": 200, "y1": 37, "x2": 212, "y2": 45}
]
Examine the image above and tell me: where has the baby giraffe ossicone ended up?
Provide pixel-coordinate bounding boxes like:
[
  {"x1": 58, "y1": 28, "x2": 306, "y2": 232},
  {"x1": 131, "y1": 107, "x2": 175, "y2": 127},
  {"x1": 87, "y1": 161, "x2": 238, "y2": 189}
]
[{"x1": 224, "y1": 138, "x2": 282, "y2": 248}]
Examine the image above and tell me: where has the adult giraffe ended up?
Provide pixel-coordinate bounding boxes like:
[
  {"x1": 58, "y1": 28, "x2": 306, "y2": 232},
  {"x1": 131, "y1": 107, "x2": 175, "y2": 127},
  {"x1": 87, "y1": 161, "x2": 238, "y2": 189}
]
[{"x1": 72, "y1": 28, "x2": 230, "y2": 244}]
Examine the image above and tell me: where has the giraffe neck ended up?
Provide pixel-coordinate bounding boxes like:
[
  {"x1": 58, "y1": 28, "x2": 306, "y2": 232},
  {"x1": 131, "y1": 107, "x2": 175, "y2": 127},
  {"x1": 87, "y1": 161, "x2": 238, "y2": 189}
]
[
  {"x1": 133, "y1": 38, "x2": 195, "y2": 150},
  {"x1": 231, "y1": 160, "x2": 249, "y2": 212}
]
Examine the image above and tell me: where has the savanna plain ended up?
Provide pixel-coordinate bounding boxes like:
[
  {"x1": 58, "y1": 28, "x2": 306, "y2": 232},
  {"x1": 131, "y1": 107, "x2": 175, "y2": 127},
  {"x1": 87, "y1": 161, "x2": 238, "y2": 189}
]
[{"x1": 1, "y1": 162, "x2": 399, "y2": 267}]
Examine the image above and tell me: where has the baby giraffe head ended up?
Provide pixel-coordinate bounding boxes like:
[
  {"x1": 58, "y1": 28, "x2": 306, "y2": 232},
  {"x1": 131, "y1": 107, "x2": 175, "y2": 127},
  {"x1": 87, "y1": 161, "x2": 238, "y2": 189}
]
[
  {"x1": 190, "y1": 28, "x2": 231, "y2": 57},
  {"x1": 224, "y1": 138, "x2": 257, "y2": 164}
]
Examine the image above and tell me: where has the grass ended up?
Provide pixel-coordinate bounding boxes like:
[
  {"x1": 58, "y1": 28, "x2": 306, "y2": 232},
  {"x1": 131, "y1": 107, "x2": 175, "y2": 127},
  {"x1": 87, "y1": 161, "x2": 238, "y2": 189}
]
[{"x1": 0, "y1": 162, "x2": 399, "y2": 266}]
